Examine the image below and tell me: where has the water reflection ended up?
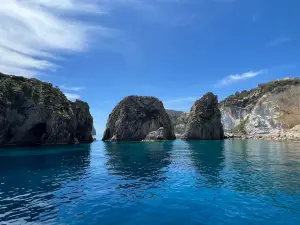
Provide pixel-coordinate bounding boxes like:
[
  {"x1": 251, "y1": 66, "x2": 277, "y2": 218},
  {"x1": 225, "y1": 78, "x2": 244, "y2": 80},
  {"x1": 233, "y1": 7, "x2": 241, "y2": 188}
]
[
  {"x1": 224, "y1": 140, "x2": 300, "y2": 197},
  {"x1": 104, "y1": 142, "x2": 173, "y2": 200},
  {"x1": 0, "y1": 144, "x2": 91, "y2": 223},
  {"x1": 186, "y1": 141, "x2": 225, "y2": 187}
]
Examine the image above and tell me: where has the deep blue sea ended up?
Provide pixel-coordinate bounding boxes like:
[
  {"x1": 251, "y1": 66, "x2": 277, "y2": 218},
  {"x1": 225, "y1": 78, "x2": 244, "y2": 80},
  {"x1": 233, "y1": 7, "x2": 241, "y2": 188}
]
[{"x1": 1, "y1": 139, "x2": 300, "y2": 225}]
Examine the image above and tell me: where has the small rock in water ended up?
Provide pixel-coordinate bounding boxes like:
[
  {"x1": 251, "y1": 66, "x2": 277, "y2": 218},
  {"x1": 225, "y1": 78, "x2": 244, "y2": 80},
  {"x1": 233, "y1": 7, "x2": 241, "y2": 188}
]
[{"x1": 144, "y1": 127, "x2": 167, "y2": 141}]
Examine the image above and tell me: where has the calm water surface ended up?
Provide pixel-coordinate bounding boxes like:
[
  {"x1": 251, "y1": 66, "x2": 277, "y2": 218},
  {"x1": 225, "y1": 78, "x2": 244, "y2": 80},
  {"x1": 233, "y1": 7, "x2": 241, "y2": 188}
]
[{"x1": 1, "y1": 140, "x2": 300, "y2": 224}]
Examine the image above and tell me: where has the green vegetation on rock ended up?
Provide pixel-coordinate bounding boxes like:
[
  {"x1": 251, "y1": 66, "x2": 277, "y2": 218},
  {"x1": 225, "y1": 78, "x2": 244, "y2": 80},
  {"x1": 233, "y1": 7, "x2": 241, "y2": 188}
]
[
  {"x1": 0, "y1": 73, "x2": 93, "y2": 146},
  {"x1": 232, "y1": 116, "x2": 249, "y2": 135},
  {"x1": 220, "y1": 78, "x2": 300, "y2": 109}
]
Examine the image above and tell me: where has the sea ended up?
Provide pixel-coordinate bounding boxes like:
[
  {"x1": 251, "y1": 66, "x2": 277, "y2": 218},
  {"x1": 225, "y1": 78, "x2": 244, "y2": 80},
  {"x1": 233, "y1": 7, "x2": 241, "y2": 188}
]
[{"x1": 1, "y1": 139, "x2": 300, "y2": 224}]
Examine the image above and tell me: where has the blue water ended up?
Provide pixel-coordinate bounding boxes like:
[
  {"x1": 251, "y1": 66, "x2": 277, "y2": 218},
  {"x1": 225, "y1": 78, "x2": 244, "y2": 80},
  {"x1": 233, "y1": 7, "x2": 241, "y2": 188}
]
[{"x1": 1, "y1": 140, "x2": 300, "y2": 225}]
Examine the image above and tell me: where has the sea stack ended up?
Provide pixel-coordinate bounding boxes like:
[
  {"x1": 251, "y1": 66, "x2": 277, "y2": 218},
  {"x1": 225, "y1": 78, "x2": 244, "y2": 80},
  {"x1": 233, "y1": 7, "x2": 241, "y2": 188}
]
[
  {"x1": 182, "y1": 92, "x2": 224, "y2": 140},
  {"x1": 0, "y1": 73, "x2": 93, "y2": 146},
  {"x1": 71, "y1": 100, "x2": 94, "y2": 143},
  {"x1": 102, "y1": 96, "x2": 176, "y2": 141}
]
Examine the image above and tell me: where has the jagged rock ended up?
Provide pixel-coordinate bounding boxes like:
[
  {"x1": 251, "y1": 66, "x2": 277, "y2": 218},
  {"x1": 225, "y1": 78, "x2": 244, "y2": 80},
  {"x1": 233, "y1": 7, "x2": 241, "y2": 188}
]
[
  {"x1": 92, "y1": 126, "x2": 96, "y2": 135},
  {"x1": 182, "y1": 92, "x2": 224, "y2": 140},
  {"x1": 166, "y1": 110, "x2": 189, "y2": 138},
  {"x1": 0, "y1": 73, "x2": 93, "y2": 146},
  {"x1": 220, "y1": 78, "x2": 300, "y2": 137},
  {"x1": 102, "y1": 96, "x2": 176, "y2": 142},
  {"x1": 71, "y1": 100, "x2": 94, "y2": 143},
  {"x1": 144, "y1": 127, "x2": 167, "y2": 141}
]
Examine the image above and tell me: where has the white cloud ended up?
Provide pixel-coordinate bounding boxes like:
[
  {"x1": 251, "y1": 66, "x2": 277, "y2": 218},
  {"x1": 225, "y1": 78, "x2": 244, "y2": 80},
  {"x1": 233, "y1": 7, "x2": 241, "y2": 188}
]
[
  {"x1": 0, "y1": 0, "x2": 104, "y2": 77},
  {"x1": 216, "y1": 69, "x2": 267, "y2": 86},
  {"x1": 60, "y1": 84, "x2": 83, "y2": 101},
  {"x1": 59, "y1": 85, "x2": 85, "y2": 91},
  {"x1": 163, "y1": 97, "x2": 197, "y2": 111},
  {"x1": 64, "y1": 93, "x2": 80, "y2": 101},
  {"x1": 267, "y1": 37, "x2": 291, "y2": 47}
]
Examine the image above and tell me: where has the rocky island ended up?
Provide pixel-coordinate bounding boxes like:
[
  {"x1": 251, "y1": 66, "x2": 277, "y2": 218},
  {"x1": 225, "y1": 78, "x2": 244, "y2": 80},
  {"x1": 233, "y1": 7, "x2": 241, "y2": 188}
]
[
  {"x1": 0, "y1": 73, "x2": 94, "y2": 146},
  {"x1": 102, "y1": 96, "x2": 176, "y2": 141},
  {"x1": 182, "y1": 92, "x2": 224, "y2": 140}
]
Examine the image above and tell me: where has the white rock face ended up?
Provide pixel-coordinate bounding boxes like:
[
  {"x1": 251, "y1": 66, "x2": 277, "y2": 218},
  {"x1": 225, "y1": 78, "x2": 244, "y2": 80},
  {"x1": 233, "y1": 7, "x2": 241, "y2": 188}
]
[
  {"x1": 220, "y1": 81, "x2": 300, "y2": 137},
  {"x1": 166, "y1": 110, "x2": 189, "y2": 138}
]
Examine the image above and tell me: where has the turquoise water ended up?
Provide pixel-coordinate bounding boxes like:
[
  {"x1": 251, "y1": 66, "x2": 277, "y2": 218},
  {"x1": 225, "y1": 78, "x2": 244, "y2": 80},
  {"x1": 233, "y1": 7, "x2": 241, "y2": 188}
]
[{"x1": 1, "y1": 140, "x2": 300, "y2": 224}]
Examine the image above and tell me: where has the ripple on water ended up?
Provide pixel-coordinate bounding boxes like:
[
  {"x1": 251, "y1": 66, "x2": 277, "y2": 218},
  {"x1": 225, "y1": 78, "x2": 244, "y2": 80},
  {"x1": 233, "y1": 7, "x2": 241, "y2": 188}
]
[{"x1": 0, "y1": 140, "x2": 300, "y2": 224}]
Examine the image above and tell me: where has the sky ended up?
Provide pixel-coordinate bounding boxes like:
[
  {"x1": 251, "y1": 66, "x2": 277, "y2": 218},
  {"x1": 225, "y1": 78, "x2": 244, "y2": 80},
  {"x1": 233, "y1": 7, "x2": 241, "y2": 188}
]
[{"x1": 1, "y1": 0, "x2": 300, "y2": 134}]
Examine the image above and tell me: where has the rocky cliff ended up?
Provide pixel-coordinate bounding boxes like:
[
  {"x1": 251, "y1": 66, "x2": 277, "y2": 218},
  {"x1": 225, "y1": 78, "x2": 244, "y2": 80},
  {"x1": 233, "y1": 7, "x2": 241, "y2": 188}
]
[
  {"x1": 102, "y1": 96, "x2": 176, "y2": 141},
  {"x1": 166, "y1": 110, "x2": 189, "y2": 138},
  {"x1": 182, "y1": 92, "x2": 224, "y2": 140},
  {"x1": 0, "y1": 73, "x2": 93, "y2": 146},
  {"x1": 219, "y1": 78, "x2": 300, "y2": 137},
  {"x1": 71, "y1": 100, "x2": 94, "y2": 143},
  {"x1": 92, "y1": 126, "x2": 96, "y2": 135}
]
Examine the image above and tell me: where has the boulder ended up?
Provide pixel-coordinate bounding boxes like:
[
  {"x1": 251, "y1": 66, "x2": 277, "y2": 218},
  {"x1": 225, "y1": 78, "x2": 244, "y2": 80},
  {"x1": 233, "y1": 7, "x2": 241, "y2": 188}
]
[
  {"x1": 144, "y1": 127, "x2": 167, "y2": 141},
  {"x1": 182, "y1": 92, "x2": 224, "y2": 140},
  {"x1": 102, "y1": 96, "x2": 176, "y2": 141},
  {"x1": 0, "y1": 73, "x2": 93, "y2": 146}
]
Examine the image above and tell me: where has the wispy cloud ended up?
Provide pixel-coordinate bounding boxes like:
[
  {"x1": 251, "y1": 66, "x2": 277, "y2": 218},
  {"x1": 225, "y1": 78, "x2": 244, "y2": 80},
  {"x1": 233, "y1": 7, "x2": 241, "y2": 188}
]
[
  {"x1": 0, "y1": 0, "x2": 105, "y2": 77},
  {"x1": 99, "y1": 0, "x2": 198, "y2": 27},
  {"x1": 60, "y1": 85, "x2": 85, "y2": 92},
  {"x1": 60, "y1": 84, "x2": 84, "y2": 100},
  {"x1": 163, "y1": 97, "x2": 197, "y2": 111},
  {"x1": 267, "y1": 37, "x2": 291, "y2": 47},
  {"x1": 64, "y1": 93, "x2": 80, "y2": 101},
  {"x1": 216, "y1": 69, "x2": 267, "y2": 86}
]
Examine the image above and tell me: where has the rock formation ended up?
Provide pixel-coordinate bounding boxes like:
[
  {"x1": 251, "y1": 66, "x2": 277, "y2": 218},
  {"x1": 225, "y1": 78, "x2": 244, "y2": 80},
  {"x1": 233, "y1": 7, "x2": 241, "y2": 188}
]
[
  {"x1": 92, "y1": 126, "x2": 96, "y2": 135},
  {"x1": 71, "y1": 100, "x2": 94, "y2": 143},
  {"x1": 143, "y1": 127, "x2": 167, "y2": 141},
  {"x1": 182, "y1": 92, "x2": 224, "y2": 140},
  {"x1": 0, "y1": 73, "x2": 93, "y2": 146},
  {"x1": 102, "y1": 96, "x2": 176, "y2": 141},
  {"x1": 166, "y1": 110, "x2": 189, "y2": 138},
  {"x1": 219, "y1": 78, "x2": 300, "y2": 138}
]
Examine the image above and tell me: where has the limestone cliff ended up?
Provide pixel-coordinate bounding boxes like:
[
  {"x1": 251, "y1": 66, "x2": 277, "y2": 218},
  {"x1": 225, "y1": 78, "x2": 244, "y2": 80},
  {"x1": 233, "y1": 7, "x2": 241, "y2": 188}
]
[
  {"x1": 166, "y1": 110, "x2": 189, "y2": 138},
  {"x1": 102, "y1": 96, "x2": 176, "y2": 141},
  {"x1": 0, "y1": 73, "x2": 93, "y2": 146},
  {"x1": 219, "y1": 78, "x2": 300, "y2": 137},
  {"x1": 182, "y1": 92, "x2": 224, "y2": 140}
]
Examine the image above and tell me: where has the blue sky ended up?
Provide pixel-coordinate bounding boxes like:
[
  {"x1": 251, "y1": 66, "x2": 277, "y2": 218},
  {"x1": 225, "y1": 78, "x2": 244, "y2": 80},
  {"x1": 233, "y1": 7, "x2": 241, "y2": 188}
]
[{"x1": 1, "y1": 0, "x2": 300, "y2": 133}]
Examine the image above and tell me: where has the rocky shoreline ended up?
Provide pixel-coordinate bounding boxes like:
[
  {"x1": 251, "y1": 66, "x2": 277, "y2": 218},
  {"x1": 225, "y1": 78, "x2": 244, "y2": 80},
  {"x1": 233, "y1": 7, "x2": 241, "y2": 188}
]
[
  {"x1": 225, "y1": 124, "x2": 300, "y2": 141},
  {"x1": 2, "y1": 72, "x2": 300, "y2": 146},
  {"x1": 167, "y1": 78, "x2": 300, "y2": 142}
]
